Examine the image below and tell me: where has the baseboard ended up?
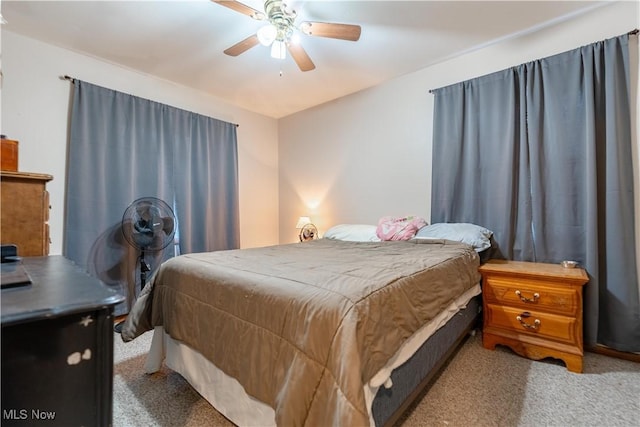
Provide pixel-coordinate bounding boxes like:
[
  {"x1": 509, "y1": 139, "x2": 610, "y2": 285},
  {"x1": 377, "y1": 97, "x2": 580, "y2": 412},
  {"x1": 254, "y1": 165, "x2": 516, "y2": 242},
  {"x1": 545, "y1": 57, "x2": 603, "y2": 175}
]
[{"x1": 586, "y1": 344, "x2": 640, "y2": 363}]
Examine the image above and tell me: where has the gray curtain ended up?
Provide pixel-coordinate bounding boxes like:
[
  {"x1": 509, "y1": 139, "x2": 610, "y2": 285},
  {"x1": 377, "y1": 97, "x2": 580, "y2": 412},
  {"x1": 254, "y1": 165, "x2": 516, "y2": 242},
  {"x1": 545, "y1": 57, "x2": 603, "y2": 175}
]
[
  {"x1": 431, "y1": 34, "x2": 639, "y2": 352},
  {"x1": 64, "y1": 80, "x2": 240, "y2": 314},
  {"x1": 431, "y1": 67, "x2": 532, "y2": 261}
]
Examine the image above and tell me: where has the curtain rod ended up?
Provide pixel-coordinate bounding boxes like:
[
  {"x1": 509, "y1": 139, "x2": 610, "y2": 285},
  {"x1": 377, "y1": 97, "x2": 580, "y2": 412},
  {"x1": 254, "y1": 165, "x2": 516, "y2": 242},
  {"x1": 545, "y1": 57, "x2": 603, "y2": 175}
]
[
  {"x1": 428, "y1": 29, "x2": 639, "y2": 95},
  {"x1": 60, "y1": 75, "x2": 239, "y2": 127}
]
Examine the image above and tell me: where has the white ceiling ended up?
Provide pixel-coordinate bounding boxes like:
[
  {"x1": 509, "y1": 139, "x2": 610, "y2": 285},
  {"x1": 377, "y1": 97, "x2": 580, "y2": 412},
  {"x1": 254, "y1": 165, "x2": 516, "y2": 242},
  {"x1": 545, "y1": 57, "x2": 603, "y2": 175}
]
[{"x1": 1, "y1": 0, "x2": 607, "y2": 118}]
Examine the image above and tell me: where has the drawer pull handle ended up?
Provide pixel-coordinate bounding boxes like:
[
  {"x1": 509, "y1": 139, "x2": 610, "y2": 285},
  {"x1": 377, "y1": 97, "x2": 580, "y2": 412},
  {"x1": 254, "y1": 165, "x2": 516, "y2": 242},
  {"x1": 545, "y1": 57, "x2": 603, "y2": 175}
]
[
  {"x1": 516, "y1": 312, "x2": 541, "y2": 330},
  {"x1": 515, "y1": 290, "x2": 539, "y2": 303}
]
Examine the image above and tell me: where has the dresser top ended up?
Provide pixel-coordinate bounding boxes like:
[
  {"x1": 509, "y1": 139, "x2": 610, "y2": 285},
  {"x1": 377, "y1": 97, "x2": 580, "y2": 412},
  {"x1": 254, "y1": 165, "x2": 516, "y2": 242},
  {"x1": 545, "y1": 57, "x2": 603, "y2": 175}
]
[
  {"x1": 1, "y1": 255, "x2": 124, "y2": 326},
  {"x1": 0, "y1": 171, "x2": 53, "y2": 181},
  {"x1": 479, "y1": 259, "x2": 588, "y2": 282}
]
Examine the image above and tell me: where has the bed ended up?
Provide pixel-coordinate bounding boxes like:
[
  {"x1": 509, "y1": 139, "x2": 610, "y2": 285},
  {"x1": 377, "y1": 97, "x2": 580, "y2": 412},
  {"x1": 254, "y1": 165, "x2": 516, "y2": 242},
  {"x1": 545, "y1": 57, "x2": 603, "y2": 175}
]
[{"x1": 122, "y1": 223, "x2": 489, "y2": 426}]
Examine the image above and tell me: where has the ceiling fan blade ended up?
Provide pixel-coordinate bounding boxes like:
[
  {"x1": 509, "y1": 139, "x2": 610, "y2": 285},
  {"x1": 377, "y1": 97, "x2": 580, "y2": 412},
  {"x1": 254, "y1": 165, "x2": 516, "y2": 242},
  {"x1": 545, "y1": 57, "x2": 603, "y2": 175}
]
[
  {"x1": 224, "y1": 34, "x2": 260, "y2": 56},
  {"x1": 287, "y1": 43, "x2": 315, "y2": 72},
  {"x1": 300, "y1": 22, "x2": 361, "y2": 41},
  {"x1": 211, "y1": 0, "x2": 266, "y2": 20}
]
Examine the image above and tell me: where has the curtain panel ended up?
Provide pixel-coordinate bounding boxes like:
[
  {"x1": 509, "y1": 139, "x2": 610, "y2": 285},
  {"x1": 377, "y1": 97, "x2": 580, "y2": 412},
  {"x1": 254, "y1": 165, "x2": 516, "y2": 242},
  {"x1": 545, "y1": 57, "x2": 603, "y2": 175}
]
[
  {"x1": 64, "y1": 81, "x2": 240, "y2": 314},
  {"x1": 431, "y1": 34, "x2": 639, "y2": 352}
]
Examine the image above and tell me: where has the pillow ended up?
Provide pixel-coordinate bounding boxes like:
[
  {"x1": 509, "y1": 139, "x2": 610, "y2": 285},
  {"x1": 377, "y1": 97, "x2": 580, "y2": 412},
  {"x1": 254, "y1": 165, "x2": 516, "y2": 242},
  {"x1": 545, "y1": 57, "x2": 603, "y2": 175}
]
[
  {"x1": 323, "y1": 224, "x2": 381, "y2": 242},
  {"x1": 376, "y1": 216, "x2": 428, "y2": 241},
  {"x1": 414, "y1": 222, "x2": 493, "y2": 252}
]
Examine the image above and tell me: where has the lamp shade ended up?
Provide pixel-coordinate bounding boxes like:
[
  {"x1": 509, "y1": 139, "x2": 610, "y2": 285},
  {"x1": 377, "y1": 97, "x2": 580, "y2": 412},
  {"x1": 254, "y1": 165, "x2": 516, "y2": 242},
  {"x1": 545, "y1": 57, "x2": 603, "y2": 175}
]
[
  {"x1": 257, "y1": 24, "x2": 277, "y2": 46},
  {"x1": 271, "y1": 40, "x2": 287, "y2": 59},
  {"x1": 296, "y1": 216, "x2": 311, "y2": 229}
]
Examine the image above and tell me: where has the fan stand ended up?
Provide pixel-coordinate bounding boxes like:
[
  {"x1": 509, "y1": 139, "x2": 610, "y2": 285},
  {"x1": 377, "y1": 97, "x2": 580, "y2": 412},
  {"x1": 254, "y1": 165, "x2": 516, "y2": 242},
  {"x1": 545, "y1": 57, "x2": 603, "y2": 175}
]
[
  {"x1": 114, "y1": 248, "x2": 151, "y2": 333},
  {"x1": 138, "y1": 249, "x2": 151, "y2": 292}
]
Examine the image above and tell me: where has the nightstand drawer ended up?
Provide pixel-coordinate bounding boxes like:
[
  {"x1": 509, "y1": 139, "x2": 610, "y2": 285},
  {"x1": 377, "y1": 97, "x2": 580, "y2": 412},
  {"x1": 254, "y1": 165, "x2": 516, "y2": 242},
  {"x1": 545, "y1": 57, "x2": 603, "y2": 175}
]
[
  {"x1": 483, "y1": 278, "x2": 579, "y2": 316},
  {"x1": 485, "y1": 303, "x2": 578, "y2": 345}
]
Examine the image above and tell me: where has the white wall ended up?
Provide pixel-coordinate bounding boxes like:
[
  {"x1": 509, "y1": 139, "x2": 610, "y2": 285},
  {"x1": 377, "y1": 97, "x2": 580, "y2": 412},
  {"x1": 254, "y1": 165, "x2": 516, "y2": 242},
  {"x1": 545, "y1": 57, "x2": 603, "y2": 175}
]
[
  {"x1": 1, "y1": 31, "x2": 280, "y2": 254},
  {"x1": 278, "y1": 1, "x2": 640, "y2": 248}
]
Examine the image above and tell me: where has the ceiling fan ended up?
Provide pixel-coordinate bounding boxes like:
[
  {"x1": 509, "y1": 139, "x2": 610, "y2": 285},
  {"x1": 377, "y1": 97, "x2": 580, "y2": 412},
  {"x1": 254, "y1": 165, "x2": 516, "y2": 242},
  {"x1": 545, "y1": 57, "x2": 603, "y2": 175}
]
[{"x1": 212, "y1": 0, "x2": 361, "y2": 72}]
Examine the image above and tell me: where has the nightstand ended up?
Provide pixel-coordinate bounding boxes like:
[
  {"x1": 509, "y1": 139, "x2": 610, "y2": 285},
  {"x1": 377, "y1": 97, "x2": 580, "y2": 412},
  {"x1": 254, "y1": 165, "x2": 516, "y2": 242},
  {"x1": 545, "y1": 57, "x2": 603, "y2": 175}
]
[{"x1": 479, "y1": 259, "x2": 589, "y2": 373}]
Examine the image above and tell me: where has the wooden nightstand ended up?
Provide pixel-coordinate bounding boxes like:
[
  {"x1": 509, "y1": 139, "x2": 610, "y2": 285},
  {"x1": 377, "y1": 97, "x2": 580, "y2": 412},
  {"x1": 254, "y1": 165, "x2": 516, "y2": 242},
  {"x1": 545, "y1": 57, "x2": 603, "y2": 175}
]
[{"x1": 480, "y1": 260, "x2": 589, "y2": 373}]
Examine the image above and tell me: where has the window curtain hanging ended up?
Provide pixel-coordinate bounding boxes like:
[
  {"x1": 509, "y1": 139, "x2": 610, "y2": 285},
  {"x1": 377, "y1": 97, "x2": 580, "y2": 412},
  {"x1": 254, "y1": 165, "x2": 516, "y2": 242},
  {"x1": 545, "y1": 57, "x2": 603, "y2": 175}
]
[
  {"x1": 431, "y1": 67, "x2": 533, "y2": 261},
  {"x1": 64, "y1": 80, "x2": 240, "y2": 314},
  {"x1": 431, "y1": 33, "x2": 639, "y2": 352}
]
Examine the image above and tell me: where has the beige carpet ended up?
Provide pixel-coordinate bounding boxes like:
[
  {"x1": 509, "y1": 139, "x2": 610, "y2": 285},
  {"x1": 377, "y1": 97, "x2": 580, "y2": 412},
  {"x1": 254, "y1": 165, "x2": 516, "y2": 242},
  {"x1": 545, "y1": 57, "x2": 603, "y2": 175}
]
[{"x1": 113, "y1": 330, "x2": 640, "y2": 426}]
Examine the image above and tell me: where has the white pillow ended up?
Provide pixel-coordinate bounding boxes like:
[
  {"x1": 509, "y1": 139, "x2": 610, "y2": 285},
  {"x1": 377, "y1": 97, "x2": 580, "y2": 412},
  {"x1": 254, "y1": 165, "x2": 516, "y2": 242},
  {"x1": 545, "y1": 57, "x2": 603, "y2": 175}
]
[
  {"x1": 414, "y1": 223, "x2": 493, "y2": 251},
  {"x1": 323, "y1": 224, "x2": 381, "y2": 242}
]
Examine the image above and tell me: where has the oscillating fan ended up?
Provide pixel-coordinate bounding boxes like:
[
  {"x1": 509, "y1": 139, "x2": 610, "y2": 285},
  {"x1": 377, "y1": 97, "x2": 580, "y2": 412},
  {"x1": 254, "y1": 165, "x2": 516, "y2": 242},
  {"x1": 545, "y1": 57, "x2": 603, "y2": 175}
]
[
  {"x1": 121, "y1": 197, "x2": 177, "y2": 291},
  {"x1": 115, "y1": 197, "x2": 176, "y2": 333}
]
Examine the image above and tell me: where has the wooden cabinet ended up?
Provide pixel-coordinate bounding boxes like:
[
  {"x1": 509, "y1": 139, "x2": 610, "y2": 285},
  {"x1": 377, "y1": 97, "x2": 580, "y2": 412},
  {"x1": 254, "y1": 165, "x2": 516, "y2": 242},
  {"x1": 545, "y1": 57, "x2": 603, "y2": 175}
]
[
  {"x1": 1, "y1": 171, "x2": 53, "y2": 256},
  {"x1": 480, "y1": 260, "x2": 589, "y2": 373}
]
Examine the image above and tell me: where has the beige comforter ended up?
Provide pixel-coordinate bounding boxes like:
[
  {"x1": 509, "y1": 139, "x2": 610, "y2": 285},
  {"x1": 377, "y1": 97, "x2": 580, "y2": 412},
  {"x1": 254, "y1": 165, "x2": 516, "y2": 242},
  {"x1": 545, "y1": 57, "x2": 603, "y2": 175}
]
[{"x1": 122, "y1": 238, "x2": 480, "y2": 426}]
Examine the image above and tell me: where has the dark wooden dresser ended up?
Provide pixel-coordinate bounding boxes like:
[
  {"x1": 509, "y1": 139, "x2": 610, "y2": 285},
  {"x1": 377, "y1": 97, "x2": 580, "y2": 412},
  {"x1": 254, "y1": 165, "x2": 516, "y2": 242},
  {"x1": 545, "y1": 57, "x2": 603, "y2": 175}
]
[{"x1": 1, "y1": 256, "x2": 124, "y2": 426}]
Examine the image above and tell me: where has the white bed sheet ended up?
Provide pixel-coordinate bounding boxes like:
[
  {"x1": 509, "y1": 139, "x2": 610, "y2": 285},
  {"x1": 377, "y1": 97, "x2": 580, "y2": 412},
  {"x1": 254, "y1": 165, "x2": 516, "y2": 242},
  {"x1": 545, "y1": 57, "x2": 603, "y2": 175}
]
[{"x1": 144, "y1": 283, "x2": 481, "y2": 426}]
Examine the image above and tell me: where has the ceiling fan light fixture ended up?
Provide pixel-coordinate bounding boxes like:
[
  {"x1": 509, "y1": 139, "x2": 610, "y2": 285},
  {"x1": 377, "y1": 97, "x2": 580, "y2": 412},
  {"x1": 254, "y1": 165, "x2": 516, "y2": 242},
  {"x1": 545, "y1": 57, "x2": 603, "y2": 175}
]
[
  {"x1": 257, "y1": 24, "x2": 277, "y2": 46},
  {"x1": 271, "y1": 40, "x2": 287, "y2": 59},
  {"x1": 214, "y1": 0, "x2": 362, "y2": 72}
]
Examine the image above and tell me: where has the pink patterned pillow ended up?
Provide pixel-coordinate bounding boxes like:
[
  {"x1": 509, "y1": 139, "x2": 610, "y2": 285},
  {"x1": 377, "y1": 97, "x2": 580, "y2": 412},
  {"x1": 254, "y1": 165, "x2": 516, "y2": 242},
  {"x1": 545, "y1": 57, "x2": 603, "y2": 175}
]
[{"x1": 376, "y1": 216, "x2": 428, "y2": 241}]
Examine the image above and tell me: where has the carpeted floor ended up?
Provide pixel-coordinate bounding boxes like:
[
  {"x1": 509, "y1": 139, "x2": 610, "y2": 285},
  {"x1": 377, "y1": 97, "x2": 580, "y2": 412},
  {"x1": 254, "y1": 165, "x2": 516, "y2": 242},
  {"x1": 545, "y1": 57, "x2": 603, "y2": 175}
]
[{"x1": 113, "y1": 330, "x2": 640, "y2": 426}]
